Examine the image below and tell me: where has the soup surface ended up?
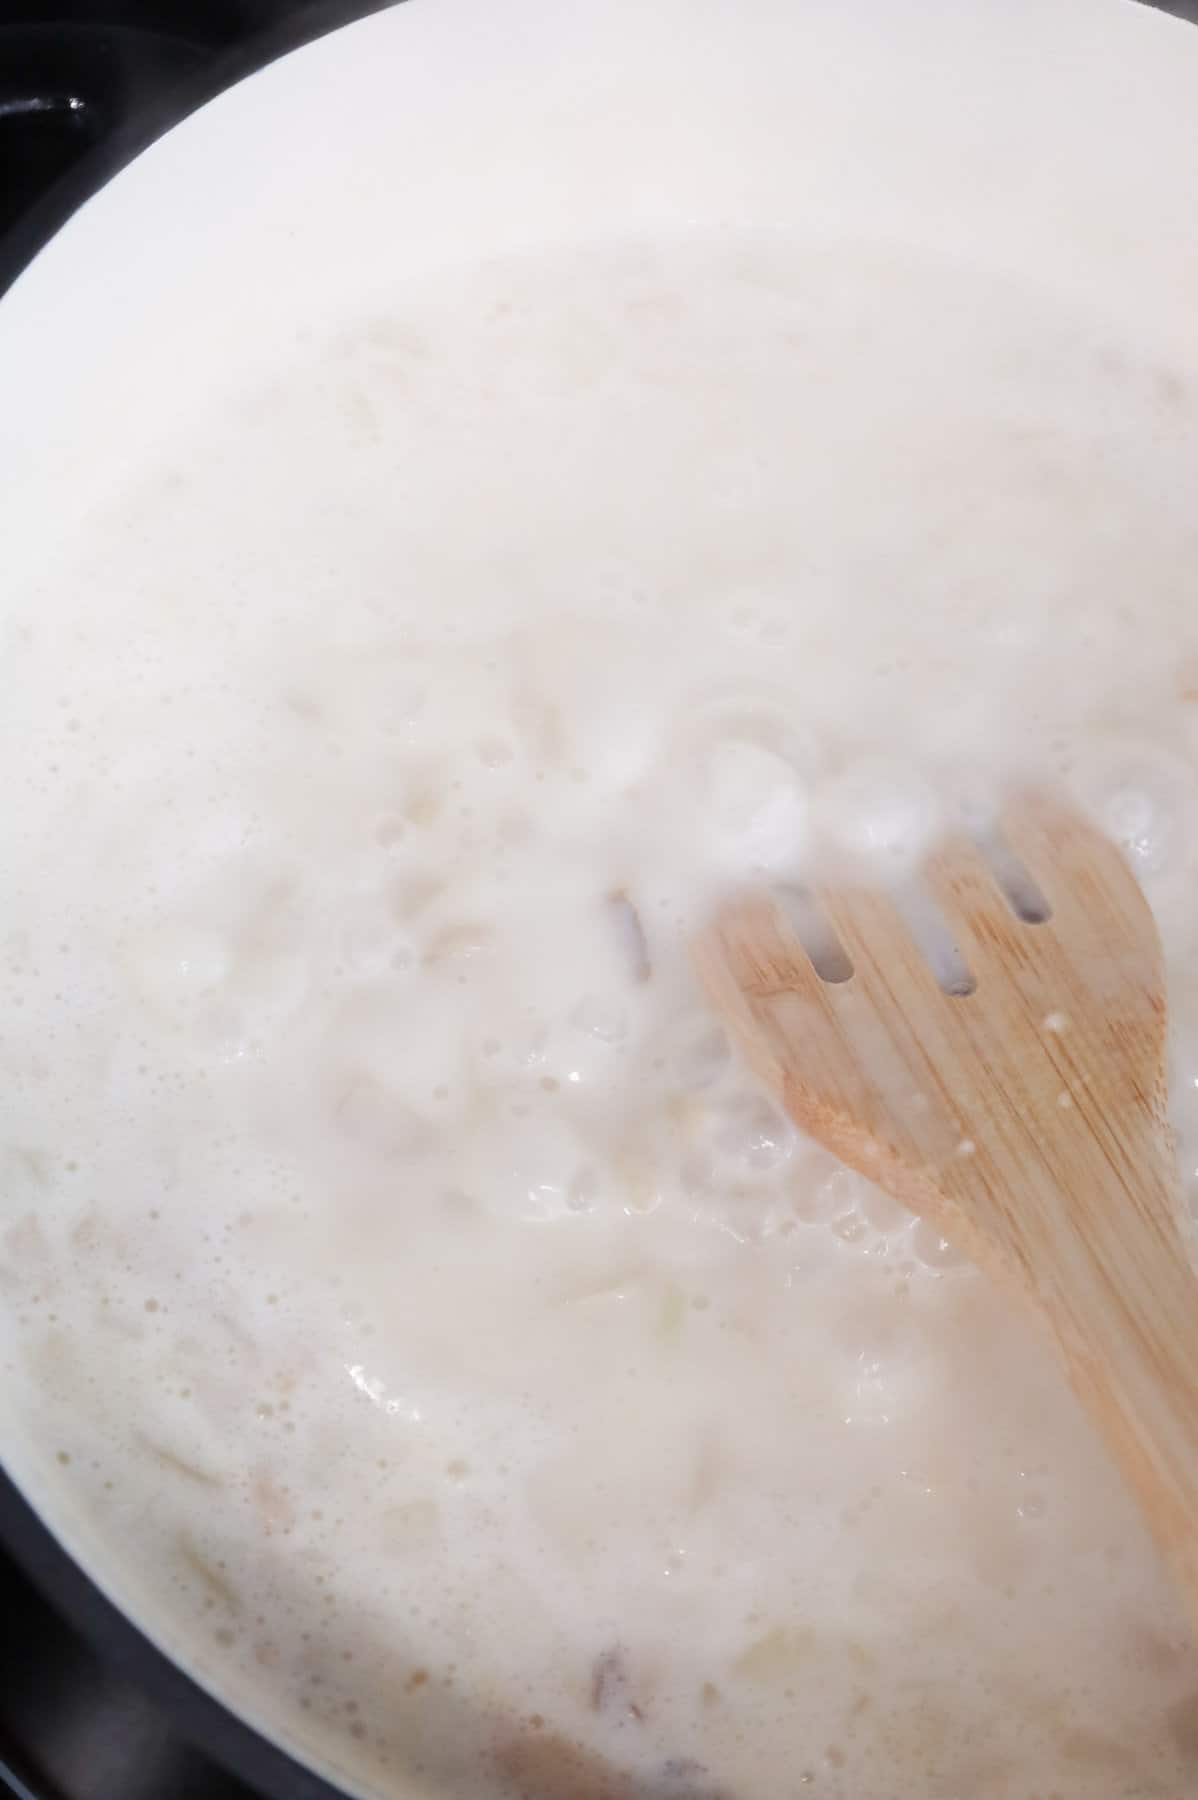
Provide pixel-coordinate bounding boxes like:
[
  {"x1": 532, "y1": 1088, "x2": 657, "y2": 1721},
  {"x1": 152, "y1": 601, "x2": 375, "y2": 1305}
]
[{"x1": 4, "y1": 238, "x2": 1198, "y2": 1799}]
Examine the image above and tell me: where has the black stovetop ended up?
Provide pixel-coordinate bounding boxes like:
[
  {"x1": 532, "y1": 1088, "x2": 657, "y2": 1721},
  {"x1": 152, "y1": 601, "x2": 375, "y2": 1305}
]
[
  {"x1": 3, "y1": 1, "x2": 1198, "y2": 1797},
  {"x1": 0, "y1": 1545, "x2": 250, "y2": 1800},
  {"x1": 0, "y1": 1, "x2": 392, "y2": 298}
]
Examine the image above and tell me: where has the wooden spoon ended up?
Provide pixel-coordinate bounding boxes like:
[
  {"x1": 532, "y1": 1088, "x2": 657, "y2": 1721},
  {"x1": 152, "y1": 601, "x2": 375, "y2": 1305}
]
[{"x1": 696, "y1": 789, "x2": 1198, "y2": 1616}]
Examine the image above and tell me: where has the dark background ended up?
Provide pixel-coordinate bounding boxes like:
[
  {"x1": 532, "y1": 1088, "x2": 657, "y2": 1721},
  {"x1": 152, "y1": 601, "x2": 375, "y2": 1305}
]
[{"x1": 0, "y1": 1, "x2": 395, "y2": 293}]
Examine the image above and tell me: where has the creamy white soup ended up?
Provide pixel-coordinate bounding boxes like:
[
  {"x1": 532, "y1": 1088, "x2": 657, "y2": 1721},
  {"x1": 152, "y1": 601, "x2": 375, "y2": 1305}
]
[{"x1": 3, "y1": 238, "x2": 1198, "y2": 1800}]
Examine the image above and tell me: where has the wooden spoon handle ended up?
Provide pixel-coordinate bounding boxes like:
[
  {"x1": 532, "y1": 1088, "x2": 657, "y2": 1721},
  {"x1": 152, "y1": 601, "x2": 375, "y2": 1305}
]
[{"x1": 1023, "y1": 1135, "x2": 1198, "y2": 1616}]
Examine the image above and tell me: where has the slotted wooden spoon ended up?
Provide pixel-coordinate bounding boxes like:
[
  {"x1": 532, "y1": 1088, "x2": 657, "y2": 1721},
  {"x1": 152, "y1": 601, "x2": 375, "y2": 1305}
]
[{"x1": 697, "y1": 789, "x2": 1198, "y2": 1617}]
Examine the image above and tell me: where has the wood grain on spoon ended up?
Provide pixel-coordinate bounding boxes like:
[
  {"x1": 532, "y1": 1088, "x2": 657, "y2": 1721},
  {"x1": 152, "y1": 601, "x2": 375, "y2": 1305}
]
[{"x1": 696, "y1": 790, "x2": 1198, "y2": 1619}]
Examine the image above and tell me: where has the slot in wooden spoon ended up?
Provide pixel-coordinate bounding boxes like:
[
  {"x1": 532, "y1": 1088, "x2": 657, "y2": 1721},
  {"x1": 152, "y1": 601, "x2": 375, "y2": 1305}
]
[{"x1": 696, "y1": 789, "x2": 1198, "y2": 1618}]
